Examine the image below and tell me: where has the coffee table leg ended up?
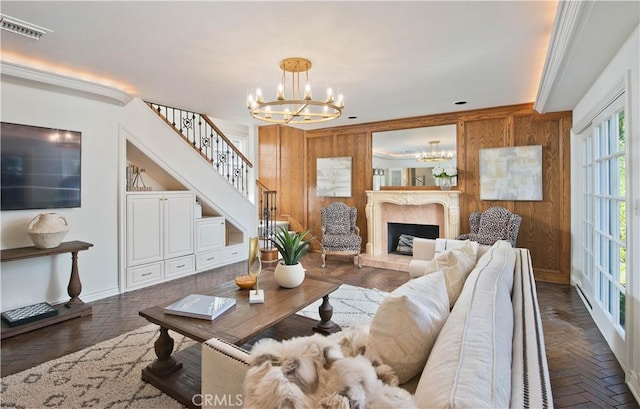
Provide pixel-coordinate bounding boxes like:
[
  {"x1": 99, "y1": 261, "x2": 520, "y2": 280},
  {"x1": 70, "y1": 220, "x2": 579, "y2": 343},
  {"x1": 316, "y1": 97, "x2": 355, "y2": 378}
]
[
  {"x1": 145, "y1": 326, "x2": 183, "y2": 376},
  {"x1": 313, "y1": 295, "x2": 341, "y2": 335}
]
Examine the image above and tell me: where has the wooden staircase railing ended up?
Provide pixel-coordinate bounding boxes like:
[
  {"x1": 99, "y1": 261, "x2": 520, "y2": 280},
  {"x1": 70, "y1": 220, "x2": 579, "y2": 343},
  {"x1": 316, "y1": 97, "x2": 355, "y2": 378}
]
[
  {"x1": 256, "y1": 180, "x2": 278, "y2": 260},
  {"x1": 256, "y1": 180, "x2": 320, "y2": 255},
  {"x1": 146, "y1": 101, "x2": 253, "y2": 196}
]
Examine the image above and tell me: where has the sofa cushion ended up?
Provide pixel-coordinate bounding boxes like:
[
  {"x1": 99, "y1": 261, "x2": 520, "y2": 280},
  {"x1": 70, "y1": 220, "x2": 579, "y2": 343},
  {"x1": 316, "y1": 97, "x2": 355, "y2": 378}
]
[
  {"x1": 414, "y1": 240, "x2": 516, "y2": 408},
  {"x1": 421, "y1": 240, "x2": 479, "y2": 308},
  {"x1": 366, "y1": 271, "x2": 449, "y2": 384}
]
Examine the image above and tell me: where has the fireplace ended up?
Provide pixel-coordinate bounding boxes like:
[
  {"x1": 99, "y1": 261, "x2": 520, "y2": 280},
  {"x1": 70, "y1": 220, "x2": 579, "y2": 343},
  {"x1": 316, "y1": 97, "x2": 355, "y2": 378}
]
[
  {"x1": 387, "y1": 222, "x2": 439, "y2": 254},
  {"x1": 364, "y1": 190, "x2": 461, "y2": 258}
]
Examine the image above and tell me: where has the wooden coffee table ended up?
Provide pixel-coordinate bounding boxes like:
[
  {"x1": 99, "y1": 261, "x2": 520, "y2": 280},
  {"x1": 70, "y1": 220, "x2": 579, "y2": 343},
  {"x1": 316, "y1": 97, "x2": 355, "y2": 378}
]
[{"x1": 139, "y1": 273, "x2": 340, "y2": 408}]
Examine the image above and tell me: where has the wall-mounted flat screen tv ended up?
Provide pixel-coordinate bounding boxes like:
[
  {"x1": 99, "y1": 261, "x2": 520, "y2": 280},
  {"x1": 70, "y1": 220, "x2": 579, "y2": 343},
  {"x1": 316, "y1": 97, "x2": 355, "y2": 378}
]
[{"x1": 1, "y1": 122, "x2": 81, "y2": 210}]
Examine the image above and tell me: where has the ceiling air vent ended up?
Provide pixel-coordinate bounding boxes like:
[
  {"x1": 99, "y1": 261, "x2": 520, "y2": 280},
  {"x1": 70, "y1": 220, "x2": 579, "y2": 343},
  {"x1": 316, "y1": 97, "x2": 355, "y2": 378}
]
[{"x1": 0, "y1": 14, "x2": 52, "y2": 40}]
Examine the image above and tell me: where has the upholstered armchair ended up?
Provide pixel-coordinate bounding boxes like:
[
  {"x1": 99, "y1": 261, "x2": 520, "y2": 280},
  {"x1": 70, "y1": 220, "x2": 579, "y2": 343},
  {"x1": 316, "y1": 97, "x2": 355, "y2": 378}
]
[
  {"x1": 320, "y1": 202, "x2": 362, "y2": 268},
  {"x1": 457, "y1": 206, "x2": 522, "y2": 247}
]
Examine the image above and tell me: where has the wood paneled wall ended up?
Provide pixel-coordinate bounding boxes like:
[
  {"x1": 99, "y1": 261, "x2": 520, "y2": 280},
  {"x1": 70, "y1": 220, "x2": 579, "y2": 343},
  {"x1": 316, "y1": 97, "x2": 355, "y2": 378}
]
[
  {"x1": 258, "y1": 103, "x2": 572, "y2": 283},
  {"x1": 257, "y1": 125, "x2": 306, "y2": 231}
]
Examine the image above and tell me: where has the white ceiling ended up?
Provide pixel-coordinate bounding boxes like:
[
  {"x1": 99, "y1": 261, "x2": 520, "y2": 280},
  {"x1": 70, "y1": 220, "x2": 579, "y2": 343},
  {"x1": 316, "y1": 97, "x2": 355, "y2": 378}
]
[{"x1": 1, "y1": 1, "x2": 638, "y2": 153}]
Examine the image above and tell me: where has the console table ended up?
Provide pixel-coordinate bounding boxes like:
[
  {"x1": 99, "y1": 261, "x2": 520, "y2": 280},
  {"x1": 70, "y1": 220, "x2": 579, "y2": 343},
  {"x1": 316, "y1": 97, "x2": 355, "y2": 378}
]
[{"x1": 0, "y1": 240, "x2": 93, "y2": 339}]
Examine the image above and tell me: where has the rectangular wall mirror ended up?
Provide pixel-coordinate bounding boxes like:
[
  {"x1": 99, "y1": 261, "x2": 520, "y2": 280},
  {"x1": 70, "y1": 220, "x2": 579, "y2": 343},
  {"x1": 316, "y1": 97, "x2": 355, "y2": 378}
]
[{"x1": 372, "y1": 124, "x2": 457, "y2": 188}]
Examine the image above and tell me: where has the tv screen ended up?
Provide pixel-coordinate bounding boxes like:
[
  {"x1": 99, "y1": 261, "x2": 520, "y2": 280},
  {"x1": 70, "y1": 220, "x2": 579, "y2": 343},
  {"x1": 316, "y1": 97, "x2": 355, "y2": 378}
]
[{"x1": 1, "y1": 122, "x2": 81, "y2": 210}]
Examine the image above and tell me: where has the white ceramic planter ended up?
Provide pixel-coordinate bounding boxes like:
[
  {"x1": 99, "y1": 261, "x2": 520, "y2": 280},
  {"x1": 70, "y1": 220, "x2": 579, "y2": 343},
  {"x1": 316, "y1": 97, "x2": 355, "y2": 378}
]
[{"x1": 274, "y1": 262, "x2": 305, "y2": 288}]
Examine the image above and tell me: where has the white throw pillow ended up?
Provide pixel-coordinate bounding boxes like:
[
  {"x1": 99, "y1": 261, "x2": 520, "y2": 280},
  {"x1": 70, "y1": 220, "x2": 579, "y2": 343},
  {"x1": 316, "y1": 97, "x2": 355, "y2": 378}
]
[
  {"x1": 366, "y1": 271, "x2": 449, "y2": 384},
  {"x1": 423, "y1": 240, "x2": 479, "y2": 308}
]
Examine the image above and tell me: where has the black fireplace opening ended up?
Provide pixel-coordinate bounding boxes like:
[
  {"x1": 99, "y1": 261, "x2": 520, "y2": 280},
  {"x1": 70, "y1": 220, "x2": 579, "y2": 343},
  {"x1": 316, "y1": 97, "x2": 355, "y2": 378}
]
[{"x1": 387, "y1": 222, "x2": 439, "y2": 255}]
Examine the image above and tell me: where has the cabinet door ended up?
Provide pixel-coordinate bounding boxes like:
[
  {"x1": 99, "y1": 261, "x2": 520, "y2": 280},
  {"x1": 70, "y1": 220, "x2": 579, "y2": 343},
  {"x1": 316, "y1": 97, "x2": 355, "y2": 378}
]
[
  {"x1": 126, "y1": 194, "x2": 163, "y2": 267},
  {"x1": 196, "y1": 218, "x2": 225, "y2": 253},
  {"x1": 163, "y1": 192, "x2": 195, "y2": 259}
]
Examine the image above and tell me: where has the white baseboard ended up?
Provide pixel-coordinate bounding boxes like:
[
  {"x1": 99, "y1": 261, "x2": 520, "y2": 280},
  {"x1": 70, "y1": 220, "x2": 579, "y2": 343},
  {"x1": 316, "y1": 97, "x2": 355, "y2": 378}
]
[
  {"x1": 628, "y1": 370, "x2": 640, "y2": 404},
  {"x1": 52, "y1": 287, "x2": 120, "y2": 305}
]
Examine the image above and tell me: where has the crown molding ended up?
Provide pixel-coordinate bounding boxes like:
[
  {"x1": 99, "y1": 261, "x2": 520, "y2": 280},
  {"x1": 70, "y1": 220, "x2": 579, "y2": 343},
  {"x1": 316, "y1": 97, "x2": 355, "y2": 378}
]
[
  {"x1": 1, "y1": 60, "x2": 132, "y2": 106},
  {"x1": 534, "y1": 1, "x2": 593, "y2": 113}
]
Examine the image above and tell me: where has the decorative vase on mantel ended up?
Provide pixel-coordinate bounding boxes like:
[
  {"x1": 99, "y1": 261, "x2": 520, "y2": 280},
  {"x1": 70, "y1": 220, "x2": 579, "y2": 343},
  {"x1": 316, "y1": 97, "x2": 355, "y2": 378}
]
[
  {"x1": 440, "y1": 176, "x2": 452, "y2": 190},
  {"x1": 27, "y1": 213, "x2": 69, "y2": 249}
]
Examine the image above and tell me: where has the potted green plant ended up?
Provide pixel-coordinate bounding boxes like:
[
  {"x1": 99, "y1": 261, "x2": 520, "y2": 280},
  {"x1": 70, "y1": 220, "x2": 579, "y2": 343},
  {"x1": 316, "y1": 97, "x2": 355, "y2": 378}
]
[{"x1": 270, "y1": 226, "x2": 315, "y2": 288}]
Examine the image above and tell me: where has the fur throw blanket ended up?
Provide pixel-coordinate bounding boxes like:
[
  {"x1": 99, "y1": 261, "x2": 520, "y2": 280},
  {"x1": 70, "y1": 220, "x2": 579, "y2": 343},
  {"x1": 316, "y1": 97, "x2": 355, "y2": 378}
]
[{"x1": 243, "y1": 326, "x2": 417, "y2": 409}]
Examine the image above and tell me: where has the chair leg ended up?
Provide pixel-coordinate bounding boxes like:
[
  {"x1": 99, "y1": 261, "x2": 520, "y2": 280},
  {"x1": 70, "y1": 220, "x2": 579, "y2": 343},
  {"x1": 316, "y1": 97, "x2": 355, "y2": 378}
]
[
  {"x1": 354, "y1": 253, "x2": 361, "y2": 268},
  {"x1": 321, "y1": 250, "x2": 326, "y2": 268}
]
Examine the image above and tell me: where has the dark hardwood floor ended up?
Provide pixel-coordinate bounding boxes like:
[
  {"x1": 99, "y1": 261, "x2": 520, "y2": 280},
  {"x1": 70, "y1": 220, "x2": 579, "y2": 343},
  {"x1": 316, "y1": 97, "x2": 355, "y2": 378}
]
[{"x1": 1, "y1": 252, "x2": 638, "y2": 408}]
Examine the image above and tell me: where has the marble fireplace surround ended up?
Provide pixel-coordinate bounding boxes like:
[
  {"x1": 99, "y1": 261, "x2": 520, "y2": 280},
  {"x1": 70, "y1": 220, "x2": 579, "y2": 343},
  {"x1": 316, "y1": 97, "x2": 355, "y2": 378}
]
[{"x1": 364, "y1": 190, "x2": 461, "y2": 259}]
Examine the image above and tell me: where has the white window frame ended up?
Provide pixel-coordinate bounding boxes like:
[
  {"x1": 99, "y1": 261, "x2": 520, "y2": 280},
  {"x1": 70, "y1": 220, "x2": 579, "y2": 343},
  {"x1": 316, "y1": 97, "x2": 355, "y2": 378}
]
[{"x1": 580, "y1": 91, "x2": 628, "y2": 362}]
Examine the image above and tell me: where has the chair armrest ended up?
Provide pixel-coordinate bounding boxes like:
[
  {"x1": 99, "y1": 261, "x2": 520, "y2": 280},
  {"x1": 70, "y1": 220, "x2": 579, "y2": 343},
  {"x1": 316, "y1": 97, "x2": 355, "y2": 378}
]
[{"x1": 201, "y1": 338, "x2": 250, "y2": 408}]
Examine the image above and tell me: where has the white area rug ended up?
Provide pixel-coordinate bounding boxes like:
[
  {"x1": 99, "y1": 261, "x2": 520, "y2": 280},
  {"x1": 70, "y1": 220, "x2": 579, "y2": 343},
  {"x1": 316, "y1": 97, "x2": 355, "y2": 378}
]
[
  {"x1": 1, "y1": 324, "x2": 192, "y2": 409},
  {"x1": 296, "y1": 284, "x2": 388, "y2": 328},
  {"x1": 1, "y1": 285, "x2": 387, "y2": 409}
]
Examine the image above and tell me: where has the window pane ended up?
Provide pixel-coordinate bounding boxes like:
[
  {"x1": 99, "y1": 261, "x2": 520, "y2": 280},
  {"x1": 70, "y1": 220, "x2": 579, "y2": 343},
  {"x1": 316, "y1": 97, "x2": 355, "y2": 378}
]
[
  {"x1": 610, "y1": 241, "x2": 619, "y2": 281},
  {"x1": 617, "y1": 111, "x2": 626, "y2": 152},
  {"x1": 608, "y1": 281, "x2": 614, "y2": 314},
  {"x1": 619, "y1": 201, "x2": 626, "y2": 243},
  {"x1": 618, "y1": 156, "x2": 625, "y2": 196},
  {"x1": 603, "y1": 119, "x2": 611, "y2": 156},
  {"x1": 599, "y1": 273, "x2": 604, "y2": 301},
  {"x1": 607, "y1": 281, "x2": 619, "y2": 317},
  {"x1": 605, "y1": 239, "x2": 611, "y2": 276},
  {"x1": 611, "y1": 200, "x2": 619, "y2": 236},
  {"x1": 620, "y1": 248, "x2": 626, "y2": 286},
  {"x1": 619, "y1": 291, "x2": 626, "y2": 329},
  {"x1": 602, "y1": 159, "x2": 614, "y2": 195}
]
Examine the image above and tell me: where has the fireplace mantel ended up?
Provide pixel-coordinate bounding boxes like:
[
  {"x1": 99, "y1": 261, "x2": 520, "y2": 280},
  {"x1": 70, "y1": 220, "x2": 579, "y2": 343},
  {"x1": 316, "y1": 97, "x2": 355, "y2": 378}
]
[{"x1": 365, "y1": 190, "x2": 461, "y2": 256}]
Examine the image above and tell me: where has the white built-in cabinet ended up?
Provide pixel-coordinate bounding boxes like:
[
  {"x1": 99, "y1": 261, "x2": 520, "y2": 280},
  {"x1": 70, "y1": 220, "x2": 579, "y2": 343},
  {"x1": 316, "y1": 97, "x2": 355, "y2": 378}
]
[
  {"x1": 195, "y1": 217, "x2": 225, "y2": 271},
  {"x1": 125, "y1": 190, "x2": 246, "y2": 291},
  {"x1": 125, "y1": 191, "x2": 195, "y2": 290}
]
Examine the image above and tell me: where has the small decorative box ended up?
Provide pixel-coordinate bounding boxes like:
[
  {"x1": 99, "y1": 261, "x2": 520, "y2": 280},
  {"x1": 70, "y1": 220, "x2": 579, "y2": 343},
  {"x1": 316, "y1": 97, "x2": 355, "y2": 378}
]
[{"x1": 1, "y1": 302, "x2": 59, "y2": 327}]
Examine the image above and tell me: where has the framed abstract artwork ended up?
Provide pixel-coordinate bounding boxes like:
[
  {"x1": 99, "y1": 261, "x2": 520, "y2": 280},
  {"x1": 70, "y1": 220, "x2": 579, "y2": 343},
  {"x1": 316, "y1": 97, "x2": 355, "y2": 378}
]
[
  {"x1": 479, "y1": 145, "x2": 542, "y2": 201},
  {"x1": 317, "y1": 157, "x2": 352, "y2": 197}
]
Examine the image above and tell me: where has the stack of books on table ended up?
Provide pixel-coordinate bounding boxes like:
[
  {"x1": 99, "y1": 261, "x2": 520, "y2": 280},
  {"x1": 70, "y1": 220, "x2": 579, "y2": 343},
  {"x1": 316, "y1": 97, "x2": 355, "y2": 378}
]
[{"x1": 163, "y1": 294, "x2": 236, "y2": 320}]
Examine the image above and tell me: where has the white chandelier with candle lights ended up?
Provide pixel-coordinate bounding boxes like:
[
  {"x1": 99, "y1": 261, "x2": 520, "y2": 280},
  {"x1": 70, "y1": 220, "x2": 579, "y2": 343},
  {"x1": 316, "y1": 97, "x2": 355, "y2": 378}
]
[
  {"x1": 247, "y1": 57, "x2": 344, "y2": 125},
  {"x1": 416, "y1": 140, "x2": 455, "y2": 162}
]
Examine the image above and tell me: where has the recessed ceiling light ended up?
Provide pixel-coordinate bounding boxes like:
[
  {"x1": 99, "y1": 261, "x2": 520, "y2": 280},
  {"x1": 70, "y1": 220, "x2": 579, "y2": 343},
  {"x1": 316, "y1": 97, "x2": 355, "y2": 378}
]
[
  {"x1": 454, "y1": 101, "x2": 467, "y2": 105},
  {"x1": 0, "y1": 14, "x2": 52, "y2": 40}
]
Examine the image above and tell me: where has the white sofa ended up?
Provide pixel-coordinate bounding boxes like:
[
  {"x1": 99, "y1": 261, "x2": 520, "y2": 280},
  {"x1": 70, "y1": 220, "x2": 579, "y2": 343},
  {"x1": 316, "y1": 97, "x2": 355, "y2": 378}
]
[{"x1": 201, "y1": 239, "x2": 553, "y2": 408}]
